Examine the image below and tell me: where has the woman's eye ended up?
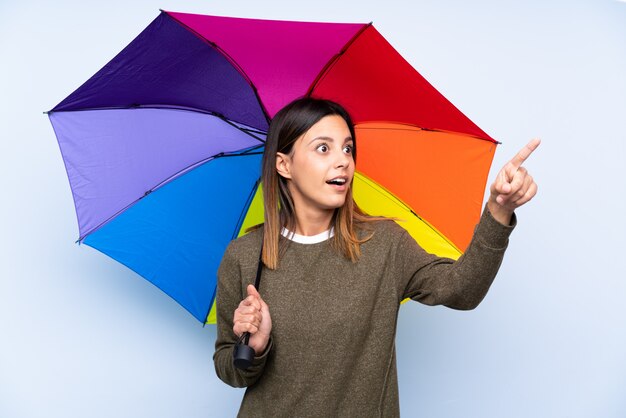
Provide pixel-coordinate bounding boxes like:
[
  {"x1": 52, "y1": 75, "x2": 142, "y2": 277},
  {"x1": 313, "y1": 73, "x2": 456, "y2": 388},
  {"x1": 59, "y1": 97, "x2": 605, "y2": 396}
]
[
  {"x1": 317, "y1": 144, "x2": 329, "y2": 153},
  {"x1": 343, "y1": 145, "x2": 353, "y2": 154}
]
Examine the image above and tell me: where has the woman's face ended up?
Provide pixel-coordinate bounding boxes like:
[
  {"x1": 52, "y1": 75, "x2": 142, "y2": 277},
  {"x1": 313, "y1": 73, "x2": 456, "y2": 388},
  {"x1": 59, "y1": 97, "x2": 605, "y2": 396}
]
[{"x1": 276, "y1": 114, "x2": 355, "y2": 220}]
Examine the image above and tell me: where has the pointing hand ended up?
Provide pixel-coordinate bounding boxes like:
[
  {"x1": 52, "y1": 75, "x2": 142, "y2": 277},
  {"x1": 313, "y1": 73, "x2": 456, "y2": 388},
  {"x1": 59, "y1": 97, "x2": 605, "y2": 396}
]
[{"x1": 488, "y1": 138, "x2": 540, "y2": 224}]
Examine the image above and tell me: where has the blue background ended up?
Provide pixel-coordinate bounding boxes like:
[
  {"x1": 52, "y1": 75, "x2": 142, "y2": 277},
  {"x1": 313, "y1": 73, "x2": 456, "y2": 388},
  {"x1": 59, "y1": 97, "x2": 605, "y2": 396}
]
[{"x1": 1, "y1": 0, "x2": 625, "y2": 417}]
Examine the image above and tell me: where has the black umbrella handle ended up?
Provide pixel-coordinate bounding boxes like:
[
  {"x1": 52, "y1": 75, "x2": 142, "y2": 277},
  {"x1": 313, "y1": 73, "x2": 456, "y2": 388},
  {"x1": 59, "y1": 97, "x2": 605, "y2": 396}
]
[
  {"x1": 233, "y1": 332, "x2": 255, "y2": 369},
  {"x1": 233, "y1": 239, "x2": 264, "y2": 370}
]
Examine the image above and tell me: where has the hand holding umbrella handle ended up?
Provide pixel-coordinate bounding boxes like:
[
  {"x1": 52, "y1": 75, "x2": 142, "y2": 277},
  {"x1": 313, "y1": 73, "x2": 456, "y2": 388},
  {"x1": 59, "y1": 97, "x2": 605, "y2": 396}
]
[{"x1": 233, "y1": 241, "x2": 264, "y2": 370}]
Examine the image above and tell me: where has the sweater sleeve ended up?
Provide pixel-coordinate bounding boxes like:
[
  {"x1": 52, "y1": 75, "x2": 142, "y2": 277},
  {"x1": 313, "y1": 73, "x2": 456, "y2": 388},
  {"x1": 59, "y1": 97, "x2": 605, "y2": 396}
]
[
  {"x1": 396, "y1": 205, "x2": 516, "y2": 310},
  {"x1": 213, "y1": 241, "x2": 272, "y2": 387}
]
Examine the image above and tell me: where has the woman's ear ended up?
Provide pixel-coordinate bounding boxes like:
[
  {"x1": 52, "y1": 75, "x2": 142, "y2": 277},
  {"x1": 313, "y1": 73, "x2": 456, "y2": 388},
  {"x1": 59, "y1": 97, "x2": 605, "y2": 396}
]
[{"x1": 276, "y1": 152, "x2": 292, "y2": 179}]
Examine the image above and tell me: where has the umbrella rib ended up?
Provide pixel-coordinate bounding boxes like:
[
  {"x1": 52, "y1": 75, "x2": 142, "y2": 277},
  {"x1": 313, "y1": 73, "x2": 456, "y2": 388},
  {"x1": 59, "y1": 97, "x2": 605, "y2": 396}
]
[
  {"x1": 148, "y1": 146, "x2": 265, "y2": 193},
  {"x1": 305, "y1": 22, "x2": 373, "y2": 96},
  {"x1": 202, "y1": 178, "x2": 262, "y2": 324},
  {"x1": 76, "y1": 148, "x2": 264, "y2": 243},
  {"x1": 48, "y1": 104, "x2": 267, "y2": 143},
  {"x1": 355, "y1": 123, "x2": 502, "y2": 144},
  {"x1": 219, "y1": 116, "x2": 267, "y2": 143},
  {"x1": 164, "y1": 11, "x2": 272, "y2": 127},
  {"x1": 356, "y1": 172, "x2": 462, "y2": 253},
  {"x1": 231, "y1": 178, "x2": 261, "y2": 240}
]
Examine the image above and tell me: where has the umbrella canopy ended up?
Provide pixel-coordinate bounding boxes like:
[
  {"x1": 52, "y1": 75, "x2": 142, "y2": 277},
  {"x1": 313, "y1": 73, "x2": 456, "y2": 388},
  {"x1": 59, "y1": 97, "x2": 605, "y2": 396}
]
[{"x1": 48, "y1": 10, "x2": 497, "y2": 324}]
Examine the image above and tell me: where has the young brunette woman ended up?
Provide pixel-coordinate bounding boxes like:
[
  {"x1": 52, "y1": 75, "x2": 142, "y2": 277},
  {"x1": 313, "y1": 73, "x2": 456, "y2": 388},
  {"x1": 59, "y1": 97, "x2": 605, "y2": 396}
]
[{"x1": 213, "y1": 97, "x2": 539, "y2": 417}]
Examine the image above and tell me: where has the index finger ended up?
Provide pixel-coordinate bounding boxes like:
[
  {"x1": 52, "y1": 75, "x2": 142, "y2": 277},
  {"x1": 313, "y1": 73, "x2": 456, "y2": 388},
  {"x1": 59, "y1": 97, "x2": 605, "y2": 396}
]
[{"x1": 509, "y1": 138, "x2": 541, "y2": 170}]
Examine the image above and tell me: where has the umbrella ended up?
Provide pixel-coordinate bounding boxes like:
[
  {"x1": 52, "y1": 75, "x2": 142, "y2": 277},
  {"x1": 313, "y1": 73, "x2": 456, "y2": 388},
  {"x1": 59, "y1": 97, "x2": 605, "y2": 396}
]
[{"x1": 47, "y1": 10, "x2": 498, "y2": 325}]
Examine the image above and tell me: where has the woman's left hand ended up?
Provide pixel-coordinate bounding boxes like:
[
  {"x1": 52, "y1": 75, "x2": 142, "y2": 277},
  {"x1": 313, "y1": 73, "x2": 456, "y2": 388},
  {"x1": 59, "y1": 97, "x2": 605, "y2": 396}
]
[{"x1": 487, "y1": 138, "x2": 540, "y2": 225}]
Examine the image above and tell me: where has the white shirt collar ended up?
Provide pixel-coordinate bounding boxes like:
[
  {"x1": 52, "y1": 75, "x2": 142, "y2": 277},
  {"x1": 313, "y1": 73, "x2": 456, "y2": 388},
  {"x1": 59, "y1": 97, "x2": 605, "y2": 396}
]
[{"x1": 281, "y1": 227, "x2": 335, "y2": 244}]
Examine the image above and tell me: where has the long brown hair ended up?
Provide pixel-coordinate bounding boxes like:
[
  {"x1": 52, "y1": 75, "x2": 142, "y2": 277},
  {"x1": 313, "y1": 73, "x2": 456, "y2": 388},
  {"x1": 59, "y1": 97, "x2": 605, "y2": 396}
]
[{"x1": 259, "y1": 97, "x2": 384, "y2": 270}]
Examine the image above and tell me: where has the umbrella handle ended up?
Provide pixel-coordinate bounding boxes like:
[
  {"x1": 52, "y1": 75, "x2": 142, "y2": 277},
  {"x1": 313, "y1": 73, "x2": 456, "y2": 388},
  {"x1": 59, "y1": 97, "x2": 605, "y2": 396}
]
[
  {"x1": 233, "y1": 332, "x2": 255, "y2": 369},
  {"x1": 233, "y1": 239, "x2": 264, "y2": 370}
]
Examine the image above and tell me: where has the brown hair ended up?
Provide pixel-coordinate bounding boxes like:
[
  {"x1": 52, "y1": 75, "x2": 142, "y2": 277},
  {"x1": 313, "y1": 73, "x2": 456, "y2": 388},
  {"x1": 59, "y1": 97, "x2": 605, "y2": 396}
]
[{"x1": 258, "y1": 97, "x2": 385, "y2": 270}]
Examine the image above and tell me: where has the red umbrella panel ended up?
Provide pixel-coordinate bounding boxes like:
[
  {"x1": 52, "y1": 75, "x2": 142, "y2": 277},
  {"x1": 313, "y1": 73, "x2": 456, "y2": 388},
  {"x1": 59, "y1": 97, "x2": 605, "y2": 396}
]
[{"x1": 48, "y1": 10, "x2": 497, "y2": 324}]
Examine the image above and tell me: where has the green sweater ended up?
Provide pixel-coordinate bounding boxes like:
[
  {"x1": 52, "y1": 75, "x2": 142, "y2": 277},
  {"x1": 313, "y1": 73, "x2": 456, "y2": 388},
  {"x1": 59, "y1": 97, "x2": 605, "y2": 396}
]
[{"x1": 214, "y1": 207, "x2": 515, "y2": 417}]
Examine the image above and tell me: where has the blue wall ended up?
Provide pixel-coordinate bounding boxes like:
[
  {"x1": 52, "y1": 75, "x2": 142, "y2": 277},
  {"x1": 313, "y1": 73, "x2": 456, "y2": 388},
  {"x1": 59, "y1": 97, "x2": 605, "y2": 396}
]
[{"x1": 1, "y1": 0, "x2": 624, "y2": 417}]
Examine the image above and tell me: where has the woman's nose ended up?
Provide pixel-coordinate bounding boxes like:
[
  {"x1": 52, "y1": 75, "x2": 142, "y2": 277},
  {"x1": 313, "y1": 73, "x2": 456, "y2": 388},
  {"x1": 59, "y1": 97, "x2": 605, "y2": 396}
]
[{"x1": 334, "y1": 150, "x2": 351, "y2": 168}]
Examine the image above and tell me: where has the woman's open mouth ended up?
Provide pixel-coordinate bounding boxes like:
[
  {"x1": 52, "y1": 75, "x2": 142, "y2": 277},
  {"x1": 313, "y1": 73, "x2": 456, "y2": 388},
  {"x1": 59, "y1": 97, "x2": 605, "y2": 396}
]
[{"x1": 326, "y1": 177, "x2": 349, "y2": 190}]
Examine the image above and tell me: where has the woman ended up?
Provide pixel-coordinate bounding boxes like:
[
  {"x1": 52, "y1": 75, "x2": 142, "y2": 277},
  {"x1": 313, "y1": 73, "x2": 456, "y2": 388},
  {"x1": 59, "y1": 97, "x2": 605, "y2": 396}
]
[{"x1": 213, "y1": 97, "x2": 539, "y2": 417}]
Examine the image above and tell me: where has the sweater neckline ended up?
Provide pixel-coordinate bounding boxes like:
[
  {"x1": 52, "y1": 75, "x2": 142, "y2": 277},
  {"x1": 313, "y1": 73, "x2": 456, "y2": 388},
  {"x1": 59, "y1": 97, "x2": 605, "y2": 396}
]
[{"x1": 280, "y1": 227, "x2": 334, "y2": 244}]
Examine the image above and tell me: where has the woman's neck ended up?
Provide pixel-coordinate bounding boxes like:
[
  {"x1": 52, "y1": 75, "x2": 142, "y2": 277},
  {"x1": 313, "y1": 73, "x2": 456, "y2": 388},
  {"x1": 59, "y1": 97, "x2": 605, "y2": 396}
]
[{"x1": 292, "y1": 207, "x2": 334, "y2": 236}]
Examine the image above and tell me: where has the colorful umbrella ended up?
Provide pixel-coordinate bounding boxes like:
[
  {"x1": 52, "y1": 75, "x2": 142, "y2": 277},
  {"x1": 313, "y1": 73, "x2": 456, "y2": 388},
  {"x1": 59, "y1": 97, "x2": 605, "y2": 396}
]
[{"x1": 47, "y1": 10, "x2": 498, "y2": 325}]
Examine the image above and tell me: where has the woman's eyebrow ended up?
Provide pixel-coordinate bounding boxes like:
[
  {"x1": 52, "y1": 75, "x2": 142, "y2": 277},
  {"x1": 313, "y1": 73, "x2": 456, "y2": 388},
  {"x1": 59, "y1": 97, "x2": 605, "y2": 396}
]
[
  {"x1": 308, "y1": 136, "x2": 353, "y2": 145},
  {"x1": 308, "y1": 136, "x2": 333, "y2": 145}
]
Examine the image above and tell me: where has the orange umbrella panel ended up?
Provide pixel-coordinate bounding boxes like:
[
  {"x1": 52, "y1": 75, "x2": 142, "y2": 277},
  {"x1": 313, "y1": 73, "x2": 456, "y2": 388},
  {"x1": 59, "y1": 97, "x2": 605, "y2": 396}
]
[{"x1": 355, "y1": 122, "x2": 497, "y2": 251}]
